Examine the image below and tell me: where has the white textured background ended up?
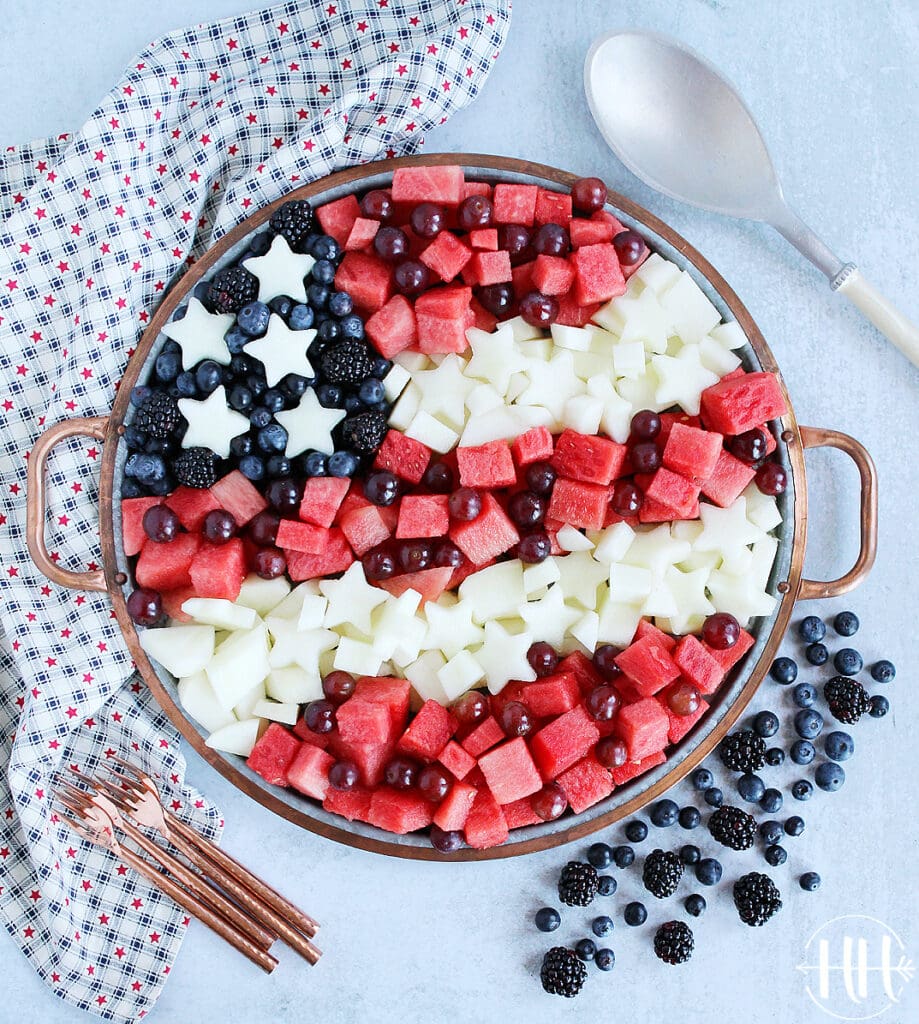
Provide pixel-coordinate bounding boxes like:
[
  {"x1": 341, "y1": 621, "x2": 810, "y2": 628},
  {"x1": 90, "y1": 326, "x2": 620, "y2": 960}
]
[{"x1": 2, "y1": 2, "x2": 918, "y2": 1022}]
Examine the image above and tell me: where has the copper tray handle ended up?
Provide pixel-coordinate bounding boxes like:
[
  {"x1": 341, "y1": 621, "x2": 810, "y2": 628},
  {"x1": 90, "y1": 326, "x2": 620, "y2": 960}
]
[
  {"x1": 26, "y1": 417, "x2": 109, "y2": 592},
  {"x1": 798, "y1": 426, "x2": 878, "y2": 600}
]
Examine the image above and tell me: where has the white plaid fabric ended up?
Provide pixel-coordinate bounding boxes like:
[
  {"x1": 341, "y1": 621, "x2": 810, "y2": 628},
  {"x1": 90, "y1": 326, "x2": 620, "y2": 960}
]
[{"x1": 0, "y1": 2, "x2": 510, "y2": 1018}]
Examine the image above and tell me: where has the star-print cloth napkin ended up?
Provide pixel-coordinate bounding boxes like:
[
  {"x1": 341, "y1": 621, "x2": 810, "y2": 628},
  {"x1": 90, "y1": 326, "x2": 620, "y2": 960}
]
[{"x1": 0, "y1": 2, "x2": 510, "y2": 1018}]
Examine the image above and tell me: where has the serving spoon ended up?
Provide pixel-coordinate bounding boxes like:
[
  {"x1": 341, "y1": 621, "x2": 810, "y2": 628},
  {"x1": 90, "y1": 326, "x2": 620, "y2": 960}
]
[{"x1": 584, "y1": 29, "x2": 919, "y2": 369}]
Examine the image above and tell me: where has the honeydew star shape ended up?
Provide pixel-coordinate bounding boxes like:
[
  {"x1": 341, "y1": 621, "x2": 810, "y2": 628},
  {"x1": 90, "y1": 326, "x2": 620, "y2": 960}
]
[
  {"x1": 463, "y1": 324, "x2": 527, "y2": 397},
  {"x1": 472, "y1": 620, "x2": 537, "y2": 695},
  {"x1": 621, "y1": 525, "x2": 692, "y2": 579},
  {"x1": 412, "y1": 353, "x2": 475, "y2": 428},
  {"x1": 695, "y1": 497, "x2": 764, "y2": 556},
  {"x1": 706, "y1": 566, "x2": 776, "y2": 624},
  {"x1": 274, "y1": 388, "x2": 346, "y2": 457},
  {"x1": 652, "y1": 343, "x2": 720, "y2": 417},
  {"x1": 243, "y1": 314, "x2": 316, "y2": 386},
  {"x1": 517, "y1": 584, "x2": 581, "y2": 651},
  {"x1": 319, "y1": 563, "x2": 390, "y2": 636},
  {"x1": 242, "y1": 234, "x2": 315, "y2": 304},
  {"x1": 161, "y1": 297, "x2": 234, "y2": 370},
  {"x1": 421, "y1": 598, "x2": 486, "y2": 660},
  {"x1": 267, "y1": 619, "x2": 339, "y2": 675},
  {"x1": 663, "y1": 565, "x2": 716, "y2": 633},
  {"x1": 586, "y1": 375, "x2": 633, "y2": 444},
  {"x1": 177, "y1": 386, "x2": 250, "y2": 458},
  {"x1": 554, "y1": 552, "x2": 611, "y2": 610},
  {"x1": 614, "y1": 285, "x2": 674, "y2": 354},
  {"x1": 516, "y1": 350, "x2": 583, "y2": 422}
]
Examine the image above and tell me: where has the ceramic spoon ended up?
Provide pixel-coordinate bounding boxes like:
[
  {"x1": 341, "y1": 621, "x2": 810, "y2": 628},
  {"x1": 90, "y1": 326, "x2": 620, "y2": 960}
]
[{"x1": 584, "y1": 29, "x2": 919, "y2": 369}]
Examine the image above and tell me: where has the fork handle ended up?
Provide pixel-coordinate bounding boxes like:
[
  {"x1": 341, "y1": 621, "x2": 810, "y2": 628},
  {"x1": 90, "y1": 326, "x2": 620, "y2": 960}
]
[
  {"x1": 120, "y1": 847, "x2": 277, "y2": 973},
  {"x1": 166, "y1": 811, "x2": 319, "y2": 938}
]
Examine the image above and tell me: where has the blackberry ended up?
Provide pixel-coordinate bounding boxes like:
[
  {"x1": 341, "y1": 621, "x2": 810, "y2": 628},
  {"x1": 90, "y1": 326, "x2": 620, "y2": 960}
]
[
  {"x1": 708, "y1": 805, "x2": 756, "y2": 851},
  {"x1": 540, "y1": 946, "x2": 587, "y2": 997},
  {"x1": 653, "y1": 920, "x2": 694, "y2": 964},
  {"x1": 207, "y1": 265, "x2": 258, "y2": 314},
  {"x1": 320, "y1": 340, "x2": 375, "y2": 385},
  {"x1": 719, "y1": 729, "x2": 766, "y2": 772},
  {"x1": 174, "y1": 447, "x2": 218, "y2": 489},
  {"x1": 733, "y1": 872, "x2": 783, "y2": 926},
  {"x1": 340, "y1": 410, "x2": 387, "y2": 454},
  {"x1": 824, "y1": 676, "x2": 871, "y2": 724},
  {"x1": 134, "y1": 391, "x2": 180, "y2": 439},
  {"x1": 269, "y1": 199, "x2": 316, "y2": 251},
  {"x1": 558, "y1": 861, "x2": 599, "y2": 907},
  {"x1": 642, "y1": 848, "x2": 683, "y2": 899}
]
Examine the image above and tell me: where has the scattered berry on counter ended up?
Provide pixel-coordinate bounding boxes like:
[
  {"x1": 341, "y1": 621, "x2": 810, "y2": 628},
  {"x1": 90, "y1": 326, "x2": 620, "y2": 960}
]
[
  {"x1": 814, "y1": 761, "x2": 845, "y2": 792},
  {"x1": 758, "y1": 820, "x2": 783, "y2": 846},
  {"x1": 760, "y1": 788, "x2": 783, "y2": 814},
  {"x1": 612, "y1": 845, "x2": 636, "y2": 869},
  {"x1": 791, "y1": 780, "x2": 814, "y2": 801},
  {"x1": 824, "y1": 731, "x2": 854, "y2": 762},
  {"x1": 764, "y1": 747, "x2": 785, "y2": 767},
  {"x1": 691, "y1": 768, "x2": 715, "y2": 791},
  {"x1": 794, "y1": 709, "x2": 823, "y2": 740},
  {"x1": 642, "y1": 849, "x2": 684, "y2": 899},
  {"x1": 678, "y1": 806, "x2": 701, "y2": 830},
  {"x1": 737, "y1": 773, "x2": 766, "y2": 804},
  {"x1": 684, "y1": 894, "x2": 706, "y2": 918},
  {"x1": 703, "y1": 787, "x2": 724, "y2": 808},
  {"x1": 653, "y1": 921, "x2": 694, "y2": 964},
  {"x1": 623, "y1": 902, "x2": 648, "y2": 927},
  {"x1": 709, "y1": 805, "x2": 756, "y2": 850},
  {"x1": 799, "y1": 872, "x2": 821, "y2": 892},
  {"x1": 833, "y1": 647, "x2": 864, "y2": 676},
  {"x1": 770, "y1": 656, "x2": 798, "y2": 684},
  {"x1": 680, "y1": 844, "x2": 701, "y2": 865},
  {"x1": 797, "y1": 616, "x2": 826, "y2": 643},
  {"x1": 784, "y1": 816, "x2": 805, "y2": 838},
  {"x1": 592, "y1": 915, "x2": 614, "y2": 938},
  {"x1": 793, "y1": 682, "x2": 817, "y2": 708},
  {"x1": 649, "y1": 799, "x2": 680, "y2": 827},
  {"x1": 870, "y1": 660, "x2": 896, "y2": 683},
  {"x1": 752, "y1": 710, "x2": 780, "y2": 738},
  {"x1": 764, "y1": 844, "x2": 787, "y2": 867},
  {"x1": 540, "y1": 947, "x2": 587, "y2": 997},
  {"x1": 587, "y1": 842, "x2": 614, "y2": 869},
  {"x1": 790, "y1": 739, "x2": 816, "y2": 765},
  {"x1": 594, "y1": 948, "x2": 616, "y2": 971},
  {"x1": 719, "y1": 730, "x2": 767, "y2": 773},
  {"x1": 733, "y1": 872, "x2": 782, "y2": 926},
  {"x1": 558, "y1": 862, "x2": 599, "y2": 907},
  {"x1": 695, "y1": 858, "x2": 723, "y2": 886},
  {"x1": 625, "y1": 820, "x2": 649, "y2": 843},
  {"x1": 535, "y1": 907, "x2": 561, "y2": 932},
  {"x1": 597, "y1": 875, "x2": 617, "y2": 896},
  {"x1": 833, "y1": 611, "x2": 859, "y2": 637},
  {"x1": 805, "y1": 643, "x2": 829, "y2": 666},
  {"x1": 575, "y1": 938, "x2": 597, "y2": 962},
  {"x1": 824, "y1": 676, "x2": 871, "y2": 724},
  {"x1": 869, "y1": 695, "x2": 889, "y2": 718}
]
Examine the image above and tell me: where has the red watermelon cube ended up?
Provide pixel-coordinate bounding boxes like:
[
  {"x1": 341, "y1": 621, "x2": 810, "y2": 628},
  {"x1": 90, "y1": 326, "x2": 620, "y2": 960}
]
[
  {"x1": 614, "y1": 636, "x2": 680, "y2": 696},
  {"x1": 344, "y1": 216, "x2": 379, "y2": 251},
  {"x1": 438, "y1": 739, "x2": 476, "y2": 780},
  {"x1": 470, "y1": 297, "x2": 498, "y2": 332},
  {"x1": 531, "y1": 255, "x2": 575, "y2": 296},
  {"x1": 555, "y1": 292, "x2": 601, "y2": 326},
  {"x1": 615, "y1": 698, "x2": 670, "y2": 761},
  {"x1": 449, "y1": 493, "x2": 519, "y2": 564},
  {"x1": 469, "y1": 227, "x2": 498, "y2": 251},
  {"x1": 529, "y1": 705, "x2": 600, "y2": 780},
  {"x1": 557, "y1": 756, "x2": 614, "y2": 814},
  {"x1": 701, "y1": 449, "x2": 757, "y2": 508},
  {"x1": 209, "y1": 471, "x2": 267, "y2": 526},
  {"x1": 511, "y1": 426, "x2": 554, "y2": 465},
  {"x1": 122, "y1": 496, "x2": 162, "y2": 556},
  {"x1": 392, "y1": 165, "x2": 464, "y2": 207},
  {"x1": 611, "y1": 749, "x2": 666, "y2": 785},
  {"x1": 365, "y1": 294, "x2": 418, "y2": 359},
  {"x1": 569, "y1": 218, "x2": 614, "y2": 247},
  {"x1": 558, "y1": 650, "x2": 604, "y2": 695},
  {"x1": 534, "y1": 189, "x2": 572, "y2": 225},
  {"x1": 316, "y1": 194, "x2": 360, "y2": 247},
  {"x1": 464, "y1": 249, "x2": 512, "y2": 287},
  {"x1": 189, "y1": 538, "x2": 246, "y2": 601},
  {"x1": 420, "y1": 230, "x2": 473, "y2": 282},
  {"x1": 511, "y1": 261, "x2": 535, "y2": 298},
  {"x1": 432, "y1": 780, "x2": 477, "y2": 832},
  {"x1": 463, "y1": 180, "x2": 491, "y2": 200},
  {"x1": 571, "y1": 243, "x2": 626, "y2": 304},
  {"x1": 247, "y1": 723, "x2": 301, "y2": 787},
  {"x1": 415, "y1": 284, "x2": 473, "y2": 320},
  {"x1": 161, "y1": 586, "x2": 196, "y2": 623},
  {"x1": 700, "y1": 371, "x2": 787, "y2": 435},
  {"x1": 673, "y1": 635, "x2": 725, "y2": 695},
  {"x1": 634, "y1": 619, "x2": 677, "y2": 651},
  {"x1": 298, "y1": 476, "x2": 349, "y2": 528},
  {"x1": 460, "y1": 715, "x2": 504, "y2": 758},
  {"x1": 336, "y1": 698, "x2": 393, "y2": 749},
  {"x1": 547, "y1": 478, "x2": 609, "y2": 530},
  {"x1": 335, "y1": 251, "x2": 393, "y2": 315},
  {"x1": 135, "y1": 533, "x2": 200, "y2": 591},
  {"x1": 477, "y1": 737, "x2": 542, "y2": 805},
  {"x1": 658, "y1": 412, "x2": 701, "y2": 446},
  {"x1": 164, "y1": 487, "x2": 221, "y2": 532},
  {"x1": 396, "y1": 494, "x2": 450, "y2": 539},
  {"x1": 322, "y1": 786, "x2": 372, "y2": 822},
  {"x1": 286, "y1": 528, "x2": 354, "y2": 581},
  {"x1": 376, "y1": 566, "x2": 454, "y2": 603},
  {"x1": 286, "y1": 742, "x2": 335, "y2": 800},
  {"x1": 463, "y1": 787, "x2": 509, "y2": 849},
  {"x1": 340, "y1": 504, "x2": 393, "y2": 556},
  {"x1": 644, "y1": 468, "x2": 701, "y2": 519},
  {"x1": 415, "y1": 313, "x2": 473, "y2": 355},
  {"x1": 552, "y1": 429, "x2": 627, "y2": 485},
  {"x1": 663, "y1": 423, "x2": 724, "y2": 483},
  {"x1": 493, "y1": 183, "x2": 538, "y2": 226},
  {"x1": 518, "y1": 672, "x2": 581, "y2": 718},
  {"x1": 502, "y1": 796, "x2": 542, "y2": 829},
  {"x1": 353, "y1": 676, "x2": 411, "y2": 730},
  {"x1": 456, "y1": 440, "x2": 516, "y2": 488},
  {"x1": 276, "y1": 519, "x2": 328, "y2": 554},
  {"x1": 374, "y1": 429, "x2": 431, "y2": 484},
  {"x1": 705, "y1": 627, "x2": 755, "y2": 672},
  {"x1": 397, "y1": 699, "x2": 456, "y2": 761},
  {"x1": 662, "y1": 697, "x2": 709, "y2": 745},
  {"x1": 368, "y1": 787, "x2": 434, "y2": 834}
]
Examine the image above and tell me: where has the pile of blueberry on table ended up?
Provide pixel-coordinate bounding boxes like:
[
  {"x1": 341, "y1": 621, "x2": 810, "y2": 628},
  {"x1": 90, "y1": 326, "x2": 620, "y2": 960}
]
[{"x1": 533, "y1": 609, "x2": 894, "y2": 997}]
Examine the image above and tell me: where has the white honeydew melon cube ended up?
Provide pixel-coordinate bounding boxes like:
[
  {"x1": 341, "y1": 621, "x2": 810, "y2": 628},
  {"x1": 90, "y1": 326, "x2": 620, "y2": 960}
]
[
  {"x1": 181, "y1": 598, "x2": 258, "y2": 632},
  {"x1": 460, "y1": 407, "x2": 526, "y2": 447},
  {"x1": 586, "y1": 375, "x2": 633, "y2": 442},
  {"x1": 395, "y1": 350, "x2": 432, "y2": 372},
  {"x1": 178, "y1": 671, "x2": 236, "y2": 733},
  {"x1": 296, "y1": 593, "x2": 329, "y2": 631},
  {"x1": 641, "y1": 581, "x2": 679, "y2": 618},
  {"x1": 522, "y1": 556, "x2": 561, "y2": 595},
  {"x1": 665, "y1": 565, "x2": 715, "y2": 625},
  {"x1": 207, "y1": 623, "x2": 270, "y2": 710},
  {"x1": 459, "y1": 560, "x2": 527, "y2": 624},
  {"x1": 318, "y1": 648, "x2": 338, "y2": 678},
  {"x1": 678, "y1": 549, "x2": 722, "y2": 573},
  {"x1": 699, "y1": 335, "x2": 742, "y2": 376},
  {"x1": 652, "y1": 345, "x2": 719, "y2": 417},
  {"x1": 333, "y1": 637, "x2": 383, "y2": 676},
  {"x1": 570, "y1": 609, "x2": 600, "y2": 652},
  {"x1": 664, "y1": 334, "x2": 685, "y2": 358},
  {"x1": 592, "y1": 521, "x2": 637, "y2": 565},
  {"x1": 709, "y1": 320, "x2": 747, "y2": 350},
  {"x1": 233, "y1": 681, "x2": 267, "y2": 721},
  {"x1": 571, "y1": 351, "x2": 612, "y2": 382},
  {"x1": 634, "y1": 253, "x2": 681, "y2": 295},
  {"x1": 383, "y1": 363, "x2": 412, "y2": 401},
  {"x1": 502, "y1": 371, "x2": 529, "y2": 404},
  {"x1": 140, "y1": 624, "x2": 215, "y2": 679},
  {"x1": 596, "y1": 592, "x2": 644, "y2": 645},
  {"x1": 671, "y1": 519, "x2": 704, "y2": 545},
  {"x1": 519, "y1": 337, "x2": 554, "y2": 362},
  {"x1": 556, "y1": 524, "x2": 595, "y2": 553},
  {"x1": 514, "y1": 405, "x2": 556, "y2": 432},
  {"x1": 406, "y1": 411, "x2": 458, "y2": 454},
  {"x1": 465, "y1": 382, "x2": 504, "y2": 415},
  {"x1": 403, "y1": 650, "x2": 449, "y2": 704},
  {"x1": 612, "y1": 339, "x2": 647, "y2": 380},
  {"x1": 659, "y1": 271, "x2": 722, "y2": 345},
  {"x1": 235, "y1": 575, "x2": 291, "y2": 616},
  {"x1": 438, "y1": 650, "x2": 486, "y2": 701},
  {"x1": 388, "y1": 384, "x2": 421, "y2": 432},
  {"x1": 266, "y1": 665, "x2": 323, "y2": 704},
  {"x1": 609, "y1": 562, "x2": 654, "y2": 603},
  {"x1": 656, "y1": 613, "x2": 707, "y2": 637},
  {"x1": 707, "y1": 569, "x2": 776, "y2": 623},
  {"x1": 206, "y1": 718, "x2": 260, "y2": 758},
  {"x1": 265, "y1": 581, "x2": 318, "y2": 624},
  {"x1": 252, "y1": 698, "x2": 299, "y2": 726},
  {"x1": 555, "y1": 551, "x2": 609, "y2": 609},
  {"x1": 743, "y1": 484, "x2": 783, "y2": 532},
  {"x1": 374, "y1": 596, "x2": 427, "y2": 664},
  {"x1": 505, "y1": 315, "x2": 545, "y2": 344},
  {"x1": 561, "y1": 393, "x2": 603, "y2": 435},
  {"x1": 550, "y1": 323, "x2": 594, "y2": 351},
  {"x1": 719, "y1": 545, "x2": 755, "y2": 576},
  {"x1": 750, "y1": 535, "x2": 779, "y2": 587},
  {"x1": 587, "y1": 325, "x2": 616, "y2": 352},
  {"x1": 590, "y1": 295, "x2": 626, "y2": 335},
  {"x1": 621, "y1": 525, "x2": 692, "y2": 577},
  {"x1": 334, "y1": 621, "x2": 373, "y2": 643}
]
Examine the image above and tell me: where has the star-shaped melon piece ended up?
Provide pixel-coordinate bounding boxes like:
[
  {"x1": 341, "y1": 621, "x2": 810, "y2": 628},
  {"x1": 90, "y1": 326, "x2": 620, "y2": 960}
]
[
  {"x1": 422, "y1": 596, "x2": 486, "y2": 660},
  {"x1": 463, "y1": 323, "x2": 526, "y2": 397},
  {"x1": 178, "y1": 386, "x2": 250, "y2": 458},
  {"x1": 161, "y1": 297, "x2": 234, "y2": 370},
  {"x1": 472, "y1": 620, "x2": 536, "y2": 695},
  {"x1": 652, "y1": 343, "x2": 719, "y2": 416},
  {"x1": 267, "y1": 618, "x2": 338, "y2": 675},
  {"x1": 242, "y1": 234, "x2": 315, "y2": 304},
  {"x1": 413, "y1": 353, "x2": 475, "y2": 429},
  {"x1": 274, "y1": 388, "x2": 346, "y2": 456},
  {"x1": 319, "y1": 562, "x2": 388, "y2": 636},
  {"x1": 517, "y1": 585, "x2": 581, "y2": 650},
  {"x1": 243, "y1": 314, "x2": 316, "y2": 386}
]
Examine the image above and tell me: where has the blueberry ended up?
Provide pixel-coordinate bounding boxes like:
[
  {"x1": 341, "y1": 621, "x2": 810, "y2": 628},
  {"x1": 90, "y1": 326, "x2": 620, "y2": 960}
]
[
  {"x1": 171, "y1": 304, "x2": 188, "y2": 322},
  {"x1": 287, "y1": 303, "x2": 315, "y2": 331},
  {"x1": 280, "y1": 373, "x2": 310, "y2": 401},
  {"x1": 121, "y1": 478, "x2": 144, "y2": 498},
  {"x1": 834, "y1": 648, "x2": 863, "y2": 676},
  {"x1": 248, "y1": 231, "x2": 272, "y2": 257},
  {"x1": 224, "y1": 325, "x2": 249, "y2": 354},
  {"x1": 228, "y1": 385, "x2": 253, "y2": 412},
  {"x1": 784, "y1": 815, "x2": 805, "y2": 837},
  {"x1": 237, "y1": 301, "x2": 271, "y2": 337},
  {"x1": 238, "y1": 454, "x2": 265, "y2": 481},
  {"x1": 790, "y1": 740, "x2": 815, "y2": 765},
  {"x1": 792, "y1": 779, "x2": 813, "y2": 801},
  {"x1": 597, "y1": 875, "x2": 617, "y2": 896},
  {"x1": 793, "y1": 682, "x2": 817, "y2": 708},
  {"x1": 759, "y1": 820, "x2": 783, "y2": 846},
  {"x1": 175, "y1": 371, "x2": 198, "y2": 397},
  {"x1": 339, "y1": 314, "x2": 365, "y2": 340},
  {"x1": 691, "y1": 768, "x2": 714, "y2": 791},
  {"x1": 261, "y1": 388, "x2": 285, "y2": 414},
  {"x1": 125, "y1": 452, "x2": 165, "y2": 484},
  {"x1": 575, "y1": 938, "x2": 597, "y2": 961},
  {"x1": 230, "y1": 434, "x2": 253, "y2": 458},
  {"x1": 310, "y1": 235, "x2": 340, "y2": 261},
  {"x1": 250, "y1": 407, "x2": 272, "y2": 429},
  {"x1": 623, "y1": 902, "x2": 647, "y2": 926},
  {"x1": 246, "y1": 374, "x2": 267, "y2": 398},
  {"x1": 371, "y1": 357, "x2": 392, "y2": 379},
  {"x1": 800, "y1": 872, "x2": 821, "y2": 892},
  {"x1": 815, "y1": 761, "x2": 845, "y2": 792},
  {"x1": 359, "y1": 378, "x2": 385, "y2": 404},
  {"x1": 624, "y1": 820, "x2": 648, "y2": 843},
  {"x1": 145, "y1": 437, "x2": 176, "y2": 455},
  {"x1": 753, "y1": 710, "x2": 780, "y2": 738},
  {"x1": 824, "y1": 731, "x2": 854, "y2": 762},
  {"x1": 870, "y1": 660, "x2": 896, "y2": 684},
  {"x1": 303, "y1": 451, "x2": 328, "y2": 476},
  {"x1": 649, "y1": 799, "x2": 679, "y2": 827},
  {"x1": 680, "y1": 845, "x2": 701, "y2": 865},
  {"x1": 328, "y1": 450, "x2": 359, "y2": 477},
  {"x1": 328, "y1": 291, "x2": 353, "y2": 317},
  {"x1": 684, "y1": 894, "x2": 706, "y2": 918},
  {"x1": 592, "y1": 915, "x2": 614, "y2": 938},
  {"x1": 307, "y1": 283, "x2": 330, "y2": 310},
  {"x1": 765, "y1": 844, "x2": 787, "y2": 866},
  {"x1": 703, "y1": 786, "x2": 723, "y2": 808},
  {"x1": 316, "y1": 384, "x2": 343, "y2": 408},
  {"x1": 147, "y1": 477, "x2": 174, "y2": 496},
  {"x1": 534, "y1": 907, "x2": 560, "y2": 932},
  {"x1": 343, "y1": 394, "x2": 365, "y2": 414},
  {"x1": 257, "y1": 423, "x2": 288, "y2": 454},
  {"x1": 130, "y1": 385, "x2": 150, "y2": 408},
  {"x1": 764, "y1": 747, "x2": 785, "y2": 767},
  {"x1": 311, "y1": 258, "x2": 336, "y2": 285},
  {"x1": 805, "y1": 643, "x2": 829, "y2": 666},
  {"x1": 612, "y1": 846, "x2": 634, "y2": 869},
  {"x1": 594, "y1": 948, "x2": 615, "y2": 971},
  {"x1": 317, "y1": 318, "x2": 342, "y2": 344},
  {"x1": 869, "y1": 695, "x2": 889, "y2": 718},
  {"x1": 798, "y1": 615, "x2": 826, "y2": 643},
  {"x1": 737, "y1": 773, "x2": 766, "y2": 803},
  {"x1": 760, "y1": 788, "x2": 783, "y2": 813},
  {"x1": 794, "y1": 709, "x2": 823, "y2": 740},
  {"x1": 266, "y1": 455, "x2": 291, "y2": 478},
  {"x1": 269, "y1": 295, "x2": 294, "y2": 320},
  {"x1": 770, "y1": 657, "x2": 798, "y2": 684},
  {"x1": 195, "y1": 360, "x2": 224, "y2": 394},
  {"x1": 123, "y1": 425, "x2": 148, "y2": 451},
  {"x1": 833, "y1": 610, "x2": 859, "y2": 636},
  {"x1": 155, "y1": 350, "x2": 180, "y2": 383},
  {"x1": 230, "y1": 353, "x2": 254, "y2": 377},
  {"x1": 695, "y1": 858, "x2": 722, "y2": 886},
  {"x1": 679, "y1": 806, "x2": 701, "y2": 830},
  {"x1": 192, "y1": 280, "x2": 211, "y2": 302},
  {"x1": 587, "y1": 842, "x2": 613, "y2": 869}
]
